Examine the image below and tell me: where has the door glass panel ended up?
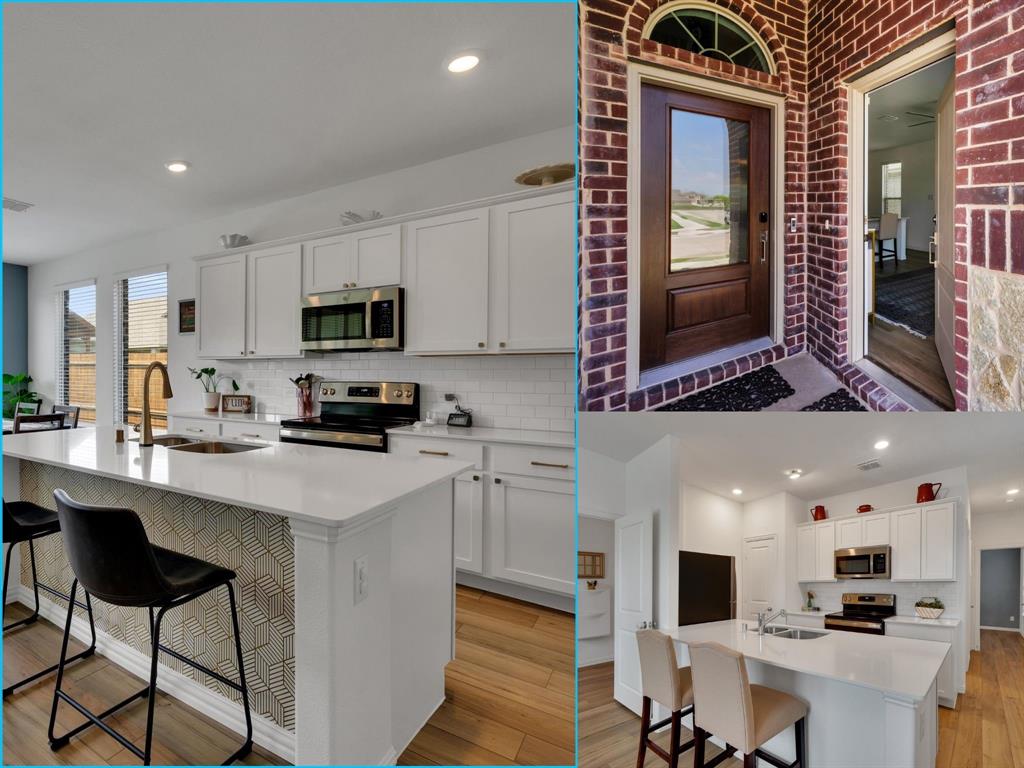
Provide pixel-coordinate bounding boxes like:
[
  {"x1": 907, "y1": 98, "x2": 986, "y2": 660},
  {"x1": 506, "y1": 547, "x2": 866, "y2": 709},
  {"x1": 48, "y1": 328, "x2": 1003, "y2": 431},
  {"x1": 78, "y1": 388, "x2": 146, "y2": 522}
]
[{"x1": 669, "y1": 109, "x2": 750, "y2": 272}]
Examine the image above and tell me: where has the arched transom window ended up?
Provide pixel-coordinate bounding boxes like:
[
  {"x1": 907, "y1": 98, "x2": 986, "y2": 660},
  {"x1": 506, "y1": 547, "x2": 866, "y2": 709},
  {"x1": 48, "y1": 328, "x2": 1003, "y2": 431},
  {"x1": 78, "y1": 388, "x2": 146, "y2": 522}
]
[{"x1": 647, "y1": 5, "x2": 773, "y2": 74}]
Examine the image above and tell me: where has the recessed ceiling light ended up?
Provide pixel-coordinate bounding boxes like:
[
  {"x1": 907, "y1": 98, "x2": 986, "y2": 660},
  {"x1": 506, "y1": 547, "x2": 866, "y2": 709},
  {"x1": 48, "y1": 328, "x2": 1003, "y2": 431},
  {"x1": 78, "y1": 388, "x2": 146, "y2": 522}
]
[
  {"x1": 874, "y1": 440, "x2": 890, "y2": 450},
  {"x1": 447, "y1": 54, "x2": 479, "y2": 73},
  {"x1": 732, "y1": 488, "x2": 743, "y2": 496},
  {"x1": 164, "y1": 161, "x2": 190, "y2": 173},
  {"x1": 785, "y1": 469, "x2": 803, "y2": 480},
  {"x1": 1008, "y1": 488, "x2": 1021, "y2": 496}
]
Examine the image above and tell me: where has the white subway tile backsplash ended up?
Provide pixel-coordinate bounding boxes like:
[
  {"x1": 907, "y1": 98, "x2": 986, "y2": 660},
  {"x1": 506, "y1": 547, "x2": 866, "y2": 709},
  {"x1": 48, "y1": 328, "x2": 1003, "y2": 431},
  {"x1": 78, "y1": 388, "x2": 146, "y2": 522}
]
[
  {"x1": 806, "y1": 581, "x2": 961, "y2": 618},
  {"x1": 222, "y1": 352, "x2": 573, "y2": 432}
]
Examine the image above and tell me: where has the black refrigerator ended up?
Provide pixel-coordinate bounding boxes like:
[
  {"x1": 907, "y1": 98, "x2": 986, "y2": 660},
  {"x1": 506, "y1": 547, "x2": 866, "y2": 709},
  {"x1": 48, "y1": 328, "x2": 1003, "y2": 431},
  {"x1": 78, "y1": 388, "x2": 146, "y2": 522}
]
[{"x1": 678, "y1": 550, "x2": 737, "y2": 626}]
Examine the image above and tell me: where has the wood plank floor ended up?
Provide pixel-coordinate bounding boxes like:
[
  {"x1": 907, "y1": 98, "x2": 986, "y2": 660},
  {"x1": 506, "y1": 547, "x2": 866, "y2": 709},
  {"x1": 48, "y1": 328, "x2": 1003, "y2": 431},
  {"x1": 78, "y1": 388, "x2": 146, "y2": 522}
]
[
  {"x1": 1, "y1": 602, "x2": 287, "y2": 766},
  {"x1": 580, "y1": 630, "x2": 1024, "y2": 768},
  {"x1": 867, "y1": 318, "x2": 955, "y2": 410},
  {"x1": 399, "y1": 584, "x2": 576, "y2": 766}
]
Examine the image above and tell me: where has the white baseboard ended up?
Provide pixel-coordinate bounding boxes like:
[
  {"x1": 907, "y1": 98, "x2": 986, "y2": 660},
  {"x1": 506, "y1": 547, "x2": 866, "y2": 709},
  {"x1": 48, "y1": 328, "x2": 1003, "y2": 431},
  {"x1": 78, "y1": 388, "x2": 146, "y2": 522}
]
[
  {"x1": 456, "y1": 572, "x2": 575, "y2": 614},
  {"x1": 578, "y1": 655, "x2": 614, "y2": 668},
  {"x1": 980, "y1": 625, "x2": 1021, "y2": 632},
  {"x1": 14, "y1": 586, "x2": 296, "y2": 763}
]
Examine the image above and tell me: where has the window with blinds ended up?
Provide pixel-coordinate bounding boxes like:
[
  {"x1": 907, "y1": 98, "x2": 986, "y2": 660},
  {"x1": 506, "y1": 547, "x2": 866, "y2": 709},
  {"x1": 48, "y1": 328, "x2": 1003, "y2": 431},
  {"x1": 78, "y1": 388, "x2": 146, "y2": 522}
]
[
  {"x1": 56, "y1": 283, "x2": 97, "y2": 423},
  {"x1": 113, "y1": 271, "x2": 168, "y2": 428},
  {"x1": 882, "y1": 162, "x2": 902, "y2": 217}
]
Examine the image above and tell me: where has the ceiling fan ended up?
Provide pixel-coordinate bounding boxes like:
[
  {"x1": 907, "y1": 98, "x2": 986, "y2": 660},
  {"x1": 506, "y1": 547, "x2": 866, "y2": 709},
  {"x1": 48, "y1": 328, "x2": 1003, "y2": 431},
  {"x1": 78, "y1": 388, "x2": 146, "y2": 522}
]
[{"x1": 905, "y1": 109, "x2": 935, "y2": 127}]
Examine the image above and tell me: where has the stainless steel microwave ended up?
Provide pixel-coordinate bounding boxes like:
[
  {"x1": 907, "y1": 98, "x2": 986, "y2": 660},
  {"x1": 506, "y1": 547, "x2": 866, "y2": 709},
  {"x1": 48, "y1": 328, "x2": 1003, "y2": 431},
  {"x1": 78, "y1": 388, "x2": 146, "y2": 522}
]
[
  {"x1": 301, "y1": 287, "x2": 402, "y2": 351},
  {"x1": 834, "y1": 545, "x2": 891, "y2": 579}
]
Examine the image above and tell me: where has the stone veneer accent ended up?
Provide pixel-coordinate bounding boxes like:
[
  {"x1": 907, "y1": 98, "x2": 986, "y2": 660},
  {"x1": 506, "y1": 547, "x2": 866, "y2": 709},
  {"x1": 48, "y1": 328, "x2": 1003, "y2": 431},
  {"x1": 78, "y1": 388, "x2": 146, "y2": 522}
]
[
  {"x1": 18, "y1": 462, "x2": 296, "y2": 731},
  {"x1": 970, "y1": 267, "x2": 1024, "y2": 410}
]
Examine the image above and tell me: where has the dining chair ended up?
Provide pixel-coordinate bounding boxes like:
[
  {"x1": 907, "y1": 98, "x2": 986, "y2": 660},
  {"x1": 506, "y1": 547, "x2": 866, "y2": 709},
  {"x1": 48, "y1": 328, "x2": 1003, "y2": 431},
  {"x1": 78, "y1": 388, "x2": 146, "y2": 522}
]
[
  {"x1": 14, "y1": 401, "x2": 42, "y2": 416},
  {"x1": 13, "y1": 413, "x2": 66, "y2": 433},
  {"x1": 876, "y1": 213, "x2": 898, "y2": 271},
  {"x1": 51, "y1": 404, "x2": 81, "y2": 429}
]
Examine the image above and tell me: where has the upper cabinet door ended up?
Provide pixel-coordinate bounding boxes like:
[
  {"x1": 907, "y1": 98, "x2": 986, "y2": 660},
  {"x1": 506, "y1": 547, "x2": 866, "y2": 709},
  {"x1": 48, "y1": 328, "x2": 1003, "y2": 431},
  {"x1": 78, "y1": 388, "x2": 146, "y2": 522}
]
[
  {"x1": 862, "y1": 514, "x2": 890, "y2": 546},
  {"x1": 921, "y1": 502, "x2": 956, "y2": 581},
  {"x1": 490, "y1": 191, "x2": 574, "y2": 352},
  {"x1": 302, "y1": 234, "x2": 351, "y2": 295},
  {"x1": 247, "y1": 244, "x2": 303, "y2": 357},
  {"x1": 891, "y1": 508, "x2": 922, "y2": 581},
  {"x1": 404, "y1": 207, "x2": 490, "y2": 354},
  {"x1": 796, "y1": 525, "x2": 816, "y2": 582},
  {"x1": 835, "y1": 518, "x2": 863, "y2": 550},
  {"x1": 350, "y1": 225, "x2": 401, "y2": 288},
  {"x1": 196, "y1": 253, "x2": 247, "y2": 359},
  {"x1": 814, "y1": 522, "x2": 836, "y2": 582}
]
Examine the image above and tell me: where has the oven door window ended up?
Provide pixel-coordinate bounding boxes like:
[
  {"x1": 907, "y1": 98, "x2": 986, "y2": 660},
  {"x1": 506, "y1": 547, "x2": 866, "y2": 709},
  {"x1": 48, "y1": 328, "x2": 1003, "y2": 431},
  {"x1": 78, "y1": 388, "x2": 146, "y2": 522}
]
[
  {"x1": 302, "y1": 303, "x2": 366, "y2": 341},
  {"x1": 835, "y1": 555, "x2": 871, "y2": 577}
]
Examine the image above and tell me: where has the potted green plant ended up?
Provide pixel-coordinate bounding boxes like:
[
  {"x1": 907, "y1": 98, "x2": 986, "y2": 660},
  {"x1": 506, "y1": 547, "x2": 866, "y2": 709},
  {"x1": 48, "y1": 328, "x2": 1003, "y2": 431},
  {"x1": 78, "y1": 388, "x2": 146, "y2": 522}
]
[
  {"x1": 2, "y1": 373, "x2": 39, "y2": 418},
  {"x1": 915, "y1": 597, "x2": 945, "y2": 620},
  {"x1": 187, "y1": 367, "x2": 239, "y2": 412}
]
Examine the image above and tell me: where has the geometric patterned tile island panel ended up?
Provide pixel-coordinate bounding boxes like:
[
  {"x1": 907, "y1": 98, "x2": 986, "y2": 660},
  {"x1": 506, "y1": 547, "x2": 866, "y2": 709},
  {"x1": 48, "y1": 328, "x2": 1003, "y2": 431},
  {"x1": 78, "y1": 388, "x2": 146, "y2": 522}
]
[{"x1": 18, "y1": 461, "x2": 295, "y2": 731}]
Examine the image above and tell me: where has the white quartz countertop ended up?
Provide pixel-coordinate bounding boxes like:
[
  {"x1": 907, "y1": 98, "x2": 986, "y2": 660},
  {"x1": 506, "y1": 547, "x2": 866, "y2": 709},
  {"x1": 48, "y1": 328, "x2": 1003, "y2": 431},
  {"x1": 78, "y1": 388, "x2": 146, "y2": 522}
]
[
  {"x1": 169, "y1": 411, "x2": 289, "y2": 425},
  {"x1": 671, "y1": 620, "x2": 949, "y2": 701},
  {"x1": 387, "y1": 424, "x2": 574, "y2": 448},
  {"x1": 3, "y1": 427, "x2": 472, "y2": 528},
  {"x1": 885, "y1": 615, "x2": 962, "y2": 628}
]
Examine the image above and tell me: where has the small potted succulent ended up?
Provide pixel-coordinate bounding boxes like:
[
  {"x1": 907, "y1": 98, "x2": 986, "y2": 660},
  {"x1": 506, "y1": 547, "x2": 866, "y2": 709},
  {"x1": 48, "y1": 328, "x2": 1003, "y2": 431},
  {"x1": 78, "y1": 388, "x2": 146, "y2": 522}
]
[
  {"x1": 290, "y1": 372, "x2": 320, "y2": 418},
  {"x1": 187, "y1": 367, "x2": 239, "y2": 412},
  {"x1": 915, "y1": 597, "x2": 945, "y2": 620}
]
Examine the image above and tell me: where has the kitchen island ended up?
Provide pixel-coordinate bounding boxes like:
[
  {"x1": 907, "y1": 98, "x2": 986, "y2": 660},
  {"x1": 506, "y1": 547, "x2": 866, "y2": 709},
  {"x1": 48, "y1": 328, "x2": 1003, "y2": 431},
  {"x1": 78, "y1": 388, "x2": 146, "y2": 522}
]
[
  {"x1": 671, "y1": 620, "x2": 950, "y2": 768},
  {"x1": 3, "y1": 426, "x2": 473, "y2": 765}
]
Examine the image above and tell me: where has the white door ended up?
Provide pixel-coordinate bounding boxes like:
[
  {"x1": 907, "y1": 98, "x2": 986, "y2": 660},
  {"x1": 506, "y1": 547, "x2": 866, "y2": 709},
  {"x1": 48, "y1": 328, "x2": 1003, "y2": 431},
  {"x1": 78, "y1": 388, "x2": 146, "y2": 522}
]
[
  {"x1": 836, "y1": 518, "x2": 863, "y2": 550},
  {"x1": 891, "y1": 508, "x2": 922, "y2": 581},
  {"x1": 350, "y1": 225, "x2": 402, "y2": 288},
  {"x1": 453, "y1": 471, "x2": 484, "y2": 574},
  {"x1": 247, "y1": 244, "x2": 303, "y2": 357},
  {"x1": 796, "y1": 525, "x2": 816, "y2": 582},
  {"x1": 490, "y1": 192, "x2": 575, "y2": 352},
  {"x1": 934, "y1": 71, "x2": 957, "y2": 394},
  {"x1": 487, "y1": 474, "x2": 573, "y2": 594},
  {"x1": 404, "y1": 208, "x2": 490, "y2": 353},
  {"x1": 613, "y1": 510, "x2": 654, "y2": 715},
  {"x1": 742, "y1": 536, "x2": 778, "y2": 620},
  {"x1": 815, "y1": 522, "x2": 837, "y2": 581},
  {"x1": 302, "y1": 234, "x2": 351, "y2": 294},
  {"x1": 196, "y1": 253, "x2": 247, "y2": 359},
  {"x1": 921, "y1": 502, "x2": 956, "y2": 580}
]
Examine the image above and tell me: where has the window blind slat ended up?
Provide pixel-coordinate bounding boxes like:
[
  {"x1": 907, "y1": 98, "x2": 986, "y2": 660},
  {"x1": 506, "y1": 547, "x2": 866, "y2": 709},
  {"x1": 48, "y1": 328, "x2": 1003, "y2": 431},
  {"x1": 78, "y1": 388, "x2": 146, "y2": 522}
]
[
  {"x1": 113, "y1": 271, "x2": 168, "y2": 428},
  {"x1": 57, "y1": 284, "x2": 97, "y2": 422}
]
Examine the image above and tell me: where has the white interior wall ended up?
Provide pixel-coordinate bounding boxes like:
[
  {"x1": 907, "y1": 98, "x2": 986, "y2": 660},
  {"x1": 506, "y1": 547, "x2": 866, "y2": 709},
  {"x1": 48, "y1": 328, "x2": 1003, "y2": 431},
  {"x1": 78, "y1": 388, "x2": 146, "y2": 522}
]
[
  {"x1": 680, "y1": 484, "x2": 743, "y2": 619},
  {"x1": 578, "y1": 516, "x2": 615, "y2": 666},
  {"x1": 579, "y1": 448, "x2": 627, "y2": 520},
  {"x1": 867, "y1": 138, "x2": 936, "y2": 252},
  {"x1": 742, "y1": 492, "x2": 805, "y2": 616},
  {"x1": 24, "y1": 127, "x2": 573, "y2": 429}
]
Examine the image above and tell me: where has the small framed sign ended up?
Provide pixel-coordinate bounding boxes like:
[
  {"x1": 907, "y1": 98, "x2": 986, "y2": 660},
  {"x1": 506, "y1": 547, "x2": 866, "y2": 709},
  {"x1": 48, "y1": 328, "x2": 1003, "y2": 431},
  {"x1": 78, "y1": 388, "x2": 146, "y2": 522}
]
[
  {"x1": 178, "y1": 299, "x2": 196, "y2": 334},
  {"x1": 221, "y1": 394, "x2": 253, "y2": 414}
]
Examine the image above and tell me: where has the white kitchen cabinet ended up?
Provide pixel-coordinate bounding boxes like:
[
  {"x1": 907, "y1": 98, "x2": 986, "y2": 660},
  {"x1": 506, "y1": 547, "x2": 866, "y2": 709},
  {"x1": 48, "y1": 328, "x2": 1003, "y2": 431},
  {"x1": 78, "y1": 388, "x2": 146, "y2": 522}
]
[
  {"x1": 247, "y1": 244, "x2": 303, "y2": 357},
  {"x1": 302, "y1": 225, "x2": 402, "y2": 295},
  {"x1": 863, "y1": 514, "x2": 890, "y2": 546},
  {"x1": 836, "y1": 518, "x2": 863, "y2": 549},
  {"x1": 796, "y1": 525, "x2": 816, "y2": 582},
  {"x1": 786, "y1": 612, "x2": 826, "y2": 629},
  {"x1": 196, "y1": 253, "x2": 247, "y2": 359},
  {"x1": 404, "y1": 207, "x2": 490, "y2": 353},
  {"x1": 197, "y1": 245, "x2": 303, "y2": 359},
  {"x1": 921, "y1": 502, "x2": 956, "y2": 581},
  {"x1": 168, "y1": 417, "x2": 220, "y2": 438},
  {"x1": 885, "y1": 620, "x2": 958, "y2": 707},
  {"x1": 220, "y1": 421, "x2": 280, "y2": 442},
  {"x1": 490, "y1": 191, "x2": 574, "y2": 352},
  {"x1": 891, "y1": 508, "x2": 922, "y2": 581},
  {"x1": 453, "y1": 471, "x2": 484, "y2": 575},
  {"x1": 488, "y1": 473, "x2": 574, "y2": 595},
  {"x1": 815, "y1": 522, "x2": 837, "y2": 582}
]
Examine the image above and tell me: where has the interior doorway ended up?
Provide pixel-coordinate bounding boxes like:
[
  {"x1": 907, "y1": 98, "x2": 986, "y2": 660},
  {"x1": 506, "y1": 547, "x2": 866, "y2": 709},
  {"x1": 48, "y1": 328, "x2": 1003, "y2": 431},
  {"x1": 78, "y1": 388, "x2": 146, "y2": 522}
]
[
  {"x1": 979, "y1": 548, "x2": 1022, "y2": 632},
  {"x1": 742, "y1": 535, "x2": 777, "y2": 621},
  {"x1": 862, "y1": 56, "x2": 956, "y2": 410}
]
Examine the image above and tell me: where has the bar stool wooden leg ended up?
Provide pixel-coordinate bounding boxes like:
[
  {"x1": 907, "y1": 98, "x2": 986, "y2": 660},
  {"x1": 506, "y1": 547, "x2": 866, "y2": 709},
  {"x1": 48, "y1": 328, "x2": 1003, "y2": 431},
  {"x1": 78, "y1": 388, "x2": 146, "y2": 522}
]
[
  {"x1": 694, "y1": 725, "x2": 706, "y2": 767},
  {"x1": 636, "y1": 696, "x2": 651, "y2": 768},
  {"x1": 669, "y1": 710, "x2": 681, "y2": 768}
]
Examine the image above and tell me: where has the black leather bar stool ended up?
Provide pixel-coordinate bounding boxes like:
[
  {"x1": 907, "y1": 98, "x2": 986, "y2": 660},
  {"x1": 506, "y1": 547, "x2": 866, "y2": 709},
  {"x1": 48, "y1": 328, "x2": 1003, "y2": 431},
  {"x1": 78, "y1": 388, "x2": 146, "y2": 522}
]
[
  {"x1": 3, "y1": 499, "x2": 97, "y2": 697},
  {"x1": 48, "y1": 489, "x2": 253, "y2": 765}
]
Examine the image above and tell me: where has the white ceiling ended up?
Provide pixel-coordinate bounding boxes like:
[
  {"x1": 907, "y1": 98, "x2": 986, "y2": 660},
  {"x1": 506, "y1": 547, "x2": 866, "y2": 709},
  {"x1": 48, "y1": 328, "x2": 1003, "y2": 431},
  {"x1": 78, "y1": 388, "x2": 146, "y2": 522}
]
[
  {"x1": 867, "y1": 56, "x2": 953, "y2": 151},
  {"x1": 2, "y1": 3, "x2": 573, "y2": 264},
  {"x1": 580, "y1": 413, "x2": 1024, "y2": 515}
]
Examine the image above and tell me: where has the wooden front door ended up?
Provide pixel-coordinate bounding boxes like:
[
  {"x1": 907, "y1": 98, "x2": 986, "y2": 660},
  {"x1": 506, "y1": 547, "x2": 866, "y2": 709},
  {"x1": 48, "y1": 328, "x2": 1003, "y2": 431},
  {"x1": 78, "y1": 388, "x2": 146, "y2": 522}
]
[{"x1": 640, "y1": 85, "x2": 771, "y2": 371}]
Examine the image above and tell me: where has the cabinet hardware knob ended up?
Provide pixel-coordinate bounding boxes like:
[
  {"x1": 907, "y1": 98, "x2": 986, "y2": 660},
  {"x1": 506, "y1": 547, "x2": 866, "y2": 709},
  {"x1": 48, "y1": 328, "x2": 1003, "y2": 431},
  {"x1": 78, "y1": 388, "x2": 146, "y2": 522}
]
[
  {"x1": 499, "y1": 342, "x2": 507, "y2": 348},
  {"x1": 240, "y1": 433, "x2": 258, "y2": 438},
  {"x1": 478, "y1": 342, "x2": 485, "y2": 348},
  {"x1": 419, "y1": 449, "x2": 450, "y2": 457},
  {"x1": 249, "y1": 350, "x2": 255, "y2": 354},
  {"x1": 240, "y1": 351, "x2": 245, "y2": 355},
  {"x1": 494, "y1": 478, "x2": 502, "y2": 484},
  {"x1": 530, "y1": 460, "x2": 570, "y2": 469},
  {"x1": 473, "y1": 475, "x2": 480, "y2": 481}
]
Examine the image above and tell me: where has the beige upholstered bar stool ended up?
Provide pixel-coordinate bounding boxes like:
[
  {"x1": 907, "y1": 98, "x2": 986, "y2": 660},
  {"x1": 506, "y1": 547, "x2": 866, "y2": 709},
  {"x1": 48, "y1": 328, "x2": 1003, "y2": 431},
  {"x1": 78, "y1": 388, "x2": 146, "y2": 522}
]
[
  {"x1": 688, "y1": 641, "x2": 807, "y2": 768},
  {"x1": 635, "y1": 629, "x2": 697, "y2": 768}
]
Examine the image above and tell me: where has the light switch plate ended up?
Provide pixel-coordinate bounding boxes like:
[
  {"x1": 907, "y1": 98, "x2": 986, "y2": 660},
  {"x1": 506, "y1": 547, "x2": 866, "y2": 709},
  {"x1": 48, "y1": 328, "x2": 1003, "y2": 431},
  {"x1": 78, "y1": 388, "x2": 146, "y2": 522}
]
[{"x1": 354, "y1": 555, "x2": 369, "y2": 604}]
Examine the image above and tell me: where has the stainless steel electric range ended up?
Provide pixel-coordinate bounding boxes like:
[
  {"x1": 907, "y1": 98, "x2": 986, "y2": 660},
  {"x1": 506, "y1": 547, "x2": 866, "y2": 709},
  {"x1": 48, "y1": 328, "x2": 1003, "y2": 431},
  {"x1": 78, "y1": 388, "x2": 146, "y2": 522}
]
[
  {"x1": 278, "y1": 380, "x2": 419, "y2": 452},
  {"x1": 824, "y1": 593, "x2": 896, "y2": 635}
]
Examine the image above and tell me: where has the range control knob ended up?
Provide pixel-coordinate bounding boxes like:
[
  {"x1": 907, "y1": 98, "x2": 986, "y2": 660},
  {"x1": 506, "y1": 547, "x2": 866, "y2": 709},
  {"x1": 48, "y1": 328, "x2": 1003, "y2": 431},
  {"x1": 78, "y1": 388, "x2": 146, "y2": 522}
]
[
  {"x1": 321, "y1": 388, "x2": 329, "y2": 396},
  {"x1": 393, "y1": 389, "x2": 402, "y2": 397},
  {"x1": 329, "y1": 388, "x2": 336, "y2": 395},
  {"x1": 404, "y1": 389, "x2": 413, "y2": 398}
]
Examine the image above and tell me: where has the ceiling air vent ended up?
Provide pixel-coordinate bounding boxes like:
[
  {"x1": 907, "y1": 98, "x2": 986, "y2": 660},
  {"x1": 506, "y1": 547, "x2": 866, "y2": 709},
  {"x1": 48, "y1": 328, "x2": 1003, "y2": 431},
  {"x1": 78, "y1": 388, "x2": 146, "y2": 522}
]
[
  {"x1": 3, "y1": 197, "x2": 34, "y2": 213},
  {"x1": 857, "y1": 458, "x2": 882, "y2": 472}
]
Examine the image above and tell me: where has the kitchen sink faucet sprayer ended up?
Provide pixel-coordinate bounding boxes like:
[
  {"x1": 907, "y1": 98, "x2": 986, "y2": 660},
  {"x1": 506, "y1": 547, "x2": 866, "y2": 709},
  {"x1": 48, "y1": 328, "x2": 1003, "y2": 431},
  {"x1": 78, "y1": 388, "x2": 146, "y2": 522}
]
[
  {"x1": 756, "y1": 607, "x2": 786, "y2": 635},
  {"x1": 137, "y1": 361, "x2": 173, "y2": 447}
]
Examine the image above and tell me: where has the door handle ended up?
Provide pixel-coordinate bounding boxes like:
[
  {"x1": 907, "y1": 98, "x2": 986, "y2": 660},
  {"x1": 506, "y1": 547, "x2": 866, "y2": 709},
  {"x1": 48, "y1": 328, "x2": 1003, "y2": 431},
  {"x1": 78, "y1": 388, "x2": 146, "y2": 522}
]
[
  {"x1": 928, "y1": 237, "x2": 937, "y2": 265},
  {"x1": 760, "y1": 231, "x2": 768, "y2": 263}
]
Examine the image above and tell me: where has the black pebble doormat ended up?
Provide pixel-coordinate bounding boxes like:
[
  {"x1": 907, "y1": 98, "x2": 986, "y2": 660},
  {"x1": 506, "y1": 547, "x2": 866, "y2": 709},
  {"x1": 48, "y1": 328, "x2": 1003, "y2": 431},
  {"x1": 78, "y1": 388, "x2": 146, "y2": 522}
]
[
  {"x1": 657, "y1": 365, "x2": 795, "y2": 411},
  {"x1": 800, "y1": 389, "x2": 869, "y2": 411}
]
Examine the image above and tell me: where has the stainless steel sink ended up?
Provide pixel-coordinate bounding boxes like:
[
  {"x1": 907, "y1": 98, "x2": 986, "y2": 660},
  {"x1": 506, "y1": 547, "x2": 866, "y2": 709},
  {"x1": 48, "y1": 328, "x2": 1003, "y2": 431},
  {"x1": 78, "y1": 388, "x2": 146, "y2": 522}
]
[
  {"x1": 131, "y1": 435, "x2": 204, "y2": 447},
  {"x1": 168, "y1": 441, "x2": 267, "y2": 454},
  {"x1": 764, "y1": 626, "x2": 827, "y2": 640}
]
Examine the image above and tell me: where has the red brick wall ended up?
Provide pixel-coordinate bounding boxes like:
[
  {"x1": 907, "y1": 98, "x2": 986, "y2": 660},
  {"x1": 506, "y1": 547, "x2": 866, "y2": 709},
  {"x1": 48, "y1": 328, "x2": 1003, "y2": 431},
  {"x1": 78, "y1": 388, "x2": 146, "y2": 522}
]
[{"x1": 579, "y1": 0, "x2": 1024, "y2": 411}]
